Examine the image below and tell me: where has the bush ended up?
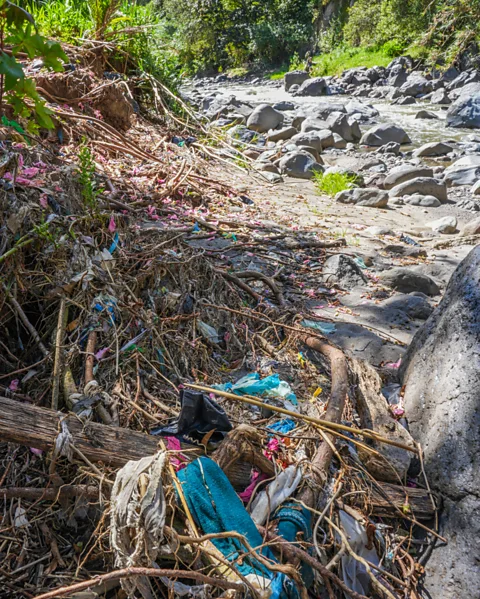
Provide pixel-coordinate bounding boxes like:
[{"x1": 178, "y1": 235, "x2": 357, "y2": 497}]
[{"x1": 313, "y1": 171, "x2": 358, "y2": 197}]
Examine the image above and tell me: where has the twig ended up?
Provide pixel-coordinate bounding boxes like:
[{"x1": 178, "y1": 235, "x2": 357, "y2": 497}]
[
  {"x1": 51, "y1": 298, "x2": 67, "y2": 410},
  {"x1": 31, "y1": 567, "x2": 244, "y2": 599},
  {"x1": 3, "y1": 284, "x2": 49, "y2": 357},
  {"x1": 84, "y1": 330, "x2": 97, "y2": 385},
  {"x1": 185, "y1": 383, "x2": 418, "y2": 453},
  {"x1": 0, "y1": 485, "x2": 101, "y2": 500}
]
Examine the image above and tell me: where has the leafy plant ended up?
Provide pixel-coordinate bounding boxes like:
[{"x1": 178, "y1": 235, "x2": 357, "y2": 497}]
[
  {"x1": 0, "y1": 1, "x2": 67, "y2": 131},
  {"x1": 313, "y1": 171, "x2": 358, "y2": 197},
  {"x1": 77, "y1": 142, "x2": 102, "y2": 210}
]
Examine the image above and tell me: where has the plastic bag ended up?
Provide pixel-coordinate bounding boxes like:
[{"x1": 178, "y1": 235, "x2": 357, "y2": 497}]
[
  {"x1": 250, "y1": 466, "x2": 303, "y2": 525},
  {"x1": 215, "y1": 373, "x2": 297, "y2": 405}
]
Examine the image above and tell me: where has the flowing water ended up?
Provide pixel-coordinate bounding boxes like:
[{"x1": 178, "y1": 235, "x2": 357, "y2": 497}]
[{"x1": 204, "y1": 82, "x2": 474, "y2": 147}]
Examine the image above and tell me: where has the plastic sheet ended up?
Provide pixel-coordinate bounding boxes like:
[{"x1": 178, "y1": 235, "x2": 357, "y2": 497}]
[{"x1": 215, "y1": 372, "x2": 297, "y2": 405}]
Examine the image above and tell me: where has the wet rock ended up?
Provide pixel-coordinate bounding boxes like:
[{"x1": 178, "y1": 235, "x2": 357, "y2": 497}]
[
  {"x1": 376, "y1": 142, "x2": 401, "y2": 155},
  {"x1": 446, "y1": 91, "x2": 480, "y2": 128},
  {"x1": 404, "y1": 194, "x2": 442, "y2": 207},
  {"x1": 387, "y1": 65, "x2": 408, "y2": 87},
  {"x1": 326, "y1": 112, "x2": 361, "y2": 142},
  {"x1": 294, "y1": 77, "x2": 327, "y2": 97},
  {"x1": 461, "y1": 216, "x2": 480, "y2": 236},
  {"x1": 429, "y1": 215, "x2": 458, "y2": 234},
  {"x1": 399, "y1": 247, "x2": 480, "y2": 599},
  {"x1": 394, "y1": 96, "x2": 416, "y2": 105},
  {"x1": 444, "y1": 156, "x2": 480, "y2": 186},
  {"x1": 267, "y1": 126, "x2": 297, "y2": 142},
  {"x1": 262, "y1": 171, "x2": 283, "y2": 184},
  {"x1": 345, "y1": 100, "x2": 379, "y2": 120},
  {"x1": 430, "y1": 88, "x2": 451, "y2": 105},
  {"x1": 366, "y1": 226, "x2": 393, "y2": 236},
  {"x1": 247, "y1": 103, "x2": 284, "y2": 133},
  {"x1": 380, "y1": 268, "x2": 440, "y2": 295},
  {"x1": 384, "y1": 166, "x2": 434, "y2": 190},
  {"x1": 336, "y1": 188, "x2": 389, "y2": 208},
  {"x1": 273, "y1": 100, "x2": 295, "y2": 111},
  {"x1": 308, "y1": 102, "x2": 347, "y2": 120},
  {"x1": 284, "y1": 70, "x2": 309, "y2": 92},
  {"x1": 389, "y1": 177, "x2": 448, "y2": 202},
  {"x1": 322, "y1": 254, "x2": 368, "y2": 290},
  {"x1": 415, "y1": 109, "x2": 439, "y2": 119},
  {"x1": 277, "y1": 151, "x2": 324, "y2": 179},
  {"x1": 360, "y1": 124, "x2": 411, "y2": 147},
  {"x1": 400, "y1": 75, "x2": 433, "y2": 97},
  {"x1": 446, "y1": 70, "x2": 480, "y2": 91},
  {"x1": 412, "y1": 141, "x2": 454, "y2": 157}
]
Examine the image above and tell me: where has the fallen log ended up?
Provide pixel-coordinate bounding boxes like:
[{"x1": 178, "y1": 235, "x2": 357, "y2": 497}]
[{"x1": 0, "y1": 396, "x2": 158, "y2": 467}]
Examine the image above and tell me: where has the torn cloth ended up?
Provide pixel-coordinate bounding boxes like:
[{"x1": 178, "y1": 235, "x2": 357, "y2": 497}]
[{"x1": 178, "y1": 457, "x2": 299, "y2": 599}]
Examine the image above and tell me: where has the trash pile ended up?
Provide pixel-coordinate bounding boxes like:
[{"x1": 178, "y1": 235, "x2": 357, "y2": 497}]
[{"x1": 0, "y1": 43, "x2": 441, "y2": 599}]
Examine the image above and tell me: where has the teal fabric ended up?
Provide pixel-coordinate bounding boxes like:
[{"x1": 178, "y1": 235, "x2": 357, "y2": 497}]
[{"x1": 177, "y1": 457, "x2": 299, "y2": 598}]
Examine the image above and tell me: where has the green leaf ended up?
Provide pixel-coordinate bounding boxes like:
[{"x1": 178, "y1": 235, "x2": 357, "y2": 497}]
[
  {"x1": 0, "y1": 52, "x2": 24, "y2": 90},
  {"x1": 5, "y1": 1, "x2": 35, "y2": 28}
]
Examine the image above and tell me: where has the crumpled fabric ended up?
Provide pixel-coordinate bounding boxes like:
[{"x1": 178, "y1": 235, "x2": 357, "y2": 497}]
[
  {"x1": 151, "y1": 389, "x2": 232, "y2": 444},
  {"x1": 177, "y1": 457, "x2": 299, "y2": 599},
  {"x1": 110, "y1": 452, "x2": 167, "y2": 599},
  {"x1": 250, "y1": 466, "x2": 303, "y2": 525}
]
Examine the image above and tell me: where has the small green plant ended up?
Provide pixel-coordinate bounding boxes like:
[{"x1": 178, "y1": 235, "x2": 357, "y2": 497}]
[
  {"x1": 313, "y1": 171, "x2": 358, "y2": 197},
  {"x1": 289, "y1": 51, "x2": 303, "y2": 71},
  {"x1": 78, "y1": 143, "x2": 101, "y2": 210}
]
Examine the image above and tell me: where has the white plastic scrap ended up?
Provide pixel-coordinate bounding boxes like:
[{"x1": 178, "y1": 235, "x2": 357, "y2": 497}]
[
  {"x1": 338, "y1": 510, "x2": 380, "y2": 597},
  {"x1": 110, "y1": 451, "x2": 167, "y2": 599},
  {"x1": 13, "y1": 506, "x2": 30, "y2": 528},
  {"x1": 250, "y1": 465, "x2": 303, "y2": 525},
  {"x1": 54, "y1": 418, "x2": 74, "y2": 462}
]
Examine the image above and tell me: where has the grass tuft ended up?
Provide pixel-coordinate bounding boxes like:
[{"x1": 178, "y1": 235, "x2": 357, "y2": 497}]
[{"x1": 313, "y1": 171, "x2": 359, "y2": 197}]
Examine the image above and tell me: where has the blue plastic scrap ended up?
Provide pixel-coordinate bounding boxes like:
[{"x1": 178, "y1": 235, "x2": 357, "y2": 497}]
[
  {"x1": 302, "y1": 319, "x2": 336, "y2": 335},
  {"x1": 267, "y1": 418, "x2": 297, "y2": 436},
  {"x1": 214, "y1": 373, "x2": 298, "y2": 405}
]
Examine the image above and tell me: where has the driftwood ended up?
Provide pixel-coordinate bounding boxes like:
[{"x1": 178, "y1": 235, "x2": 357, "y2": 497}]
[{"x1": 0, "y1": 396, "x2": 158, "y2": 467}]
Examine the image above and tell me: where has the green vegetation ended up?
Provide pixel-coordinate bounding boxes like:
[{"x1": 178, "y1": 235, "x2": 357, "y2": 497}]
[
  {"x1": 313, "y1": 171, "x2": 359, "y2": 197},
  {"x1": 78, "y1": 142, "x2": 102, "y2": 211},
  {"x1": 312, "y1": 44, "x2": 398, "y2": 77}
]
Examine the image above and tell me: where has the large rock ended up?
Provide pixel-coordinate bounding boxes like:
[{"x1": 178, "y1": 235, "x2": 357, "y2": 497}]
[
  {"x1": 360, "y1": 124, "x2": 411, "y2": 147},
  {"x1": 291, "y1": 130, "x2": 333, "y2": 151},
  {"x1": 294, "y1": 77, "x2": 327, "y2": 97},
  {"x1": 444, "y1": 156, "x2": 480, "y2": 186},
  {"x1": 284, "y1": 70, "x2": 309, "y2": 92},
  {"x1": 412, "y1": 142, "x2": 454, "y2": 157},
  {"x1": 277, "y1": 151, "x2": 323, "y2": 180},
  {"x1": 322, "y1": 254, "x2": 368, "y2": 290},
  {"x1": 399, "y1": 247, "x2": 480, "y2": 598},
  {"x1": 267, "y1": 126, "x2": 297, "y2": 142},
  {"x1": 430, "y1": 88, "x2": 451, "y2": 105},
  {"x1": 404, "y1": 194, "x2": 441, "y2": 207},
  {"x1": 399, "y1": 75, "x2": 433, "y2": 97},
  {"x1": 383, "y1": 166, "x2": 434, "y2": 190},
  {"x1": 345, "y1": 100, "x2": 379, "y2": 121},
  {"x1": 380, "y1": 268, "x2": 440, "y2": 295},
  {"x1": 415, "y1": 109, "x2": 439, "y2": 120},
  {"x1": 246, "y1": 104, "x2": 284, "y2": 133},
  {"x1": 388, "y1": 177, "x2": 448, "y2": 202},
  {"x1": 461, "y1": 216, "x2": 480, "y2": 236},
  {"x1": 429, "y1": 215, "x2": 458, "y2": 234},
  {"x1": 300, "y1": 118, "x2": 329, "y2": 132},
  {"x1": 336, "y1": 188, "x2": 388, "y2": 208},
  {"x1": 446, "y1": 91, "x2": 480, "y2": 128},
  {"x1": 326, "y1": 112, "x2": 361, "y2": 142}
]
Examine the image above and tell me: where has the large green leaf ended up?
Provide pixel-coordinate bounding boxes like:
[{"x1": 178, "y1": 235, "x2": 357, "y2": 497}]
[{"x1": 0, "y1": 52, "x2": 24, "y2": 90}]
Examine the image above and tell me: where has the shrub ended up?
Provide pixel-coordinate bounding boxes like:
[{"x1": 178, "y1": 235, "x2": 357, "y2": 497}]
[{"x1": 313, "y1": 171, "x2": 358, "y2": 197}]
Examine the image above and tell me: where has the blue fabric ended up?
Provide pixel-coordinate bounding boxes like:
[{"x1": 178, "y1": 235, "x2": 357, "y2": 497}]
[
  {"x1": 178, "y1": 457, "x2": 299, "y2": 598},
  {"x1": 275, "y1": 502, "x2": 314, "y2": 588}
]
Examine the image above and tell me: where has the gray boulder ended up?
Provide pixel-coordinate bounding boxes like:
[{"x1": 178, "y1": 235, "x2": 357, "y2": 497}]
[
  {"x1": 389, "y1": 177, "x2": 448, "y2": 202},
  {"x1": 228, "y1": 125, "x2": 258, "y2": 144},
  {"x1": 430, "y1": 88, "x2": 451, "y2": 105},
  {"x1": 336, "y1": 188, "x2": 389, "y2": 208},
  {"x1": 273, "y1": 100, "x2": 296, "y2": 111},
  {"x1": 444, "y1": 156, "x2": 480, "y2": 186},
  {"x1": 384, "y1": 166, "x2": 434, "y2": 190},
  {"x1": 446, "y1": 91, "x2": 480, "y2": 128},
  {"x1": 345, "y1": 99, "x2": 379, "y2": 121},
  {"x1": 472, "y1": 180, "x2": 480, "y2": 195},
  {"x1": 461, "y1": 216, "x2": 480, "y2": 236},
  {"x1": 415, "y1": 109, "x2": 439, "y2": 120},
  {"x1": 284, "y1": 70, "x2": 309, "y2": 92},
  {"x1": 394, "y1": 96, "x2": 416, "y2": 105},
  {"x1": 277, "y1": 151, "x2": 323, "y2": 179},
  {"x1": 332, "y1": 133, "x2": 347, "y2": 149},
  {"x1": 399, "y1": 247, "x2": 480, "y2": 599},
  {"x1": 326, "y1": 112, "x2": 361, "y2": 142},
  {"x1": 291, "y1": 130, "x2": 334, "y2": 151},
  {"x1": 247, "y1": 104, "x2": 284, "y2": 133},
  {"x1": 400, "y1": 75, "x2": 433, "y2": 97},
  {"x1": 301, "y1": 118, "x2": 329, "y2": 132},
  {"x1": 360, "y1": 124, "x2": 411, "y2": 147},
  {"x1": 294, "y1": 77, "x2": 327, "y2": 97},
  {"x1": 412, "y1": 142, "x2": 454, "y2": 157},
  {"x1": 429, "y1": 215, "x2": 458, "y2": 234},
  {"x1": 322, "y1": 254, "x2": 368, "y2": 290},
  {"x1": 267, "y1": 126, "x2": 297, "y2": 142},
  {"x1": 404, "y1": 194, "x2": 441, "y2": 207},
  {"x1": 380, "y1": 268, "x2": 440, "y2": 295}
]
